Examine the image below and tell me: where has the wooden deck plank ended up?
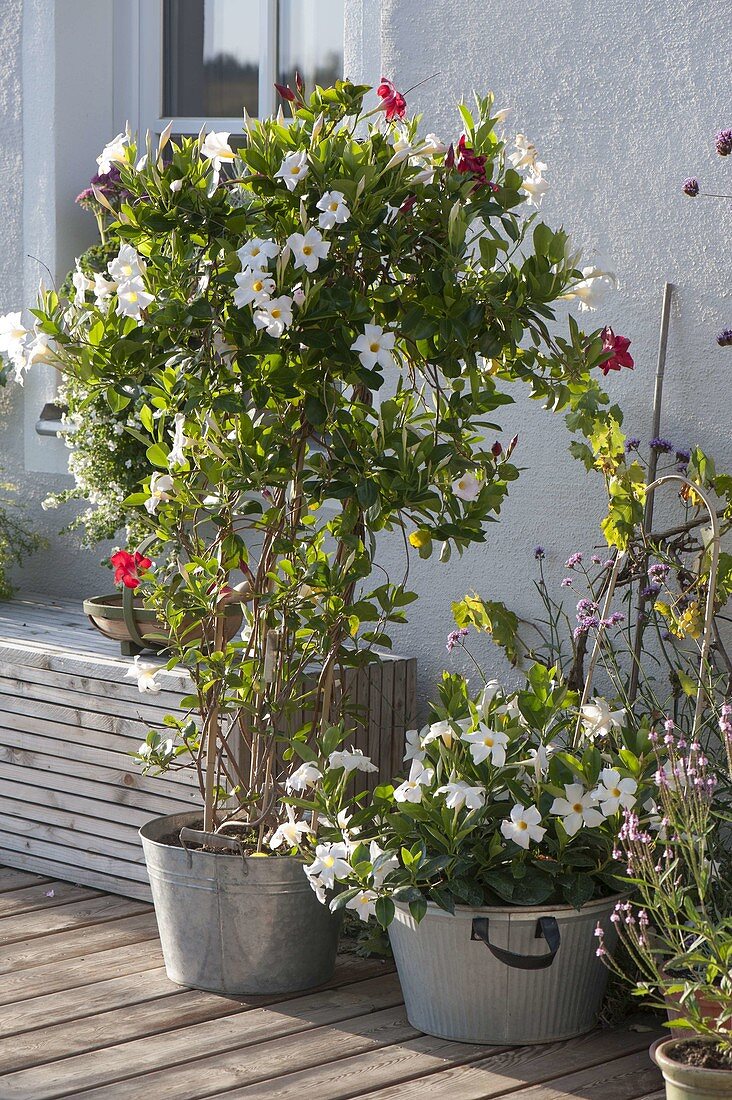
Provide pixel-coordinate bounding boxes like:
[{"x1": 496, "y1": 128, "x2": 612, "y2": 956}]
[
  {"x1": 0, "y1": 880, "x2": 101, "y2": 917},
  {"x1": 0, "y1": 978, "x2": 406, "y2": 1099},
  {"x1": 487, "y1": 1049, "x2": 661, "y2": 1098},
  {"x1": 0, "y1": 849, "x2": 155, "y2": 902},
  {"x1": 0, "y1": 959, "x2": 391, "y2": 1073},
  {"x1": 0, "y1": 893, "x2": 150, "y2": 945},
  {"x1": 0, "y1": 867, "x2": 51, "y2": 892},
  {"x1": 0, "y1": 939, "x2": 165, "y2": 1005},
  {"x1": 0, "y1": 910, "x2": 159, "y2": 972},
  {"x1": 352, "y1": 1025, "x2": 661, "y2": 1100}
]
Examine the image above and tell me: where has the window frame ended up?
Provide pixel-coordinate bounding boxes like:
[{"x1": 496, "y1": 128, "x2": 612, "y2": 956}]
[{"x1": 134, "y1": 0, "x2": 278, "y2": 141}]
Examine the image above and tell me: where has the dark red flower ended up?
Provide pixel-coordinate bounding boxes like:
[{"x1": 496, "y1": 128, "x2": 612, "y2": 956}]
[
  {"x1": 445, "y1": 143, "x2": 455, "y2": 169},
  {"x1": 491, "y1": 440, "x2": 503, "y2": 457},
  {"x1": 456, "y1": 135, "x2": 488, "y2": 185},
  {"x1": 399, "y1": 193, "x2": 417, "y2": 214},
  {"x1": 110, "y1": 549, "x2": 152, "y2": 590},
  {"x1": 274, "y1": 82, "x2": 297, "y2": 103},
  {"x1": 376, "y1": 78, "x2": 407, "y2": 122},
  {"x1": 599, "y1": 327, "x2": 634, "y2": 376}
]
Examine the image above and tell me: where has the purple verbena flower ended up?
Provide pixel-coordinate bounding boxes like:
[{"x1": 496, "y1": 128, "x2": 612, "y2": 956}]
[
  {"x1": 565, "y1": 552, "x2": 583, "y2": 569},
  {"x1": 716, "y1": 128, "x2": 732, "y2": 156},
  {"x1": 640, "y1": 583, "x2": 661, "y2": 600},
  {"x1": 648, "y1": 562, "x2": 670, "y2": 582},
  {"x1": 624, "y1": 437, "x2": 640, "y2": 452},
  {"x1": 717, "y1": 329, "x2": 732, "y2": 347},
  {"x1": 682, "y1": 177, "x2": 700, "y2": 197},
  {"x1": 534, "y1": 546, "x2": 545, "y2": 560},
  {"x1": 650, "y1": 438, "x2": 673, "y2": 453},
  {"x1": 446, "y1": 627, "x2": 469, "y2": 653},
  {"x1": 561, "y1": 577, "x2": 573, "y2": 588}
]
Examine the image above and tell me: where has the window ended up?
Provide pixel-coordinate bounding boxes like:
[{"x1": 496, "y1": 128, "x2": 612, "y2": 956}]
[{"x1": 136, "y1": 0, "x2": 345, "y2": 141}]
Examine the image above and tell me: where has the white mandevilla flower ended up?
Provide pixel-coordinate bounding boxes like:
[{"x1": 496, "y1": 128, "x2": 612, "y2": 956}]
[
  {"x1": 305, "y1": 842, "x2": 351, "y2": 890},
  {"x1": 562, "y1": 266, "x2": 617, "y2": 312},
  {"x1": 168, "y1": 413, "x2": 192, "y2": 469},
  {"x1": 580, "y1": 697, "x2": 625, "y2": 740},
  {"x1": 275, "y1": 150, "x2": 309, "y2": 191},
  {"x1": 287, "y1": 227, "x2": 331, "y2": 273},
  {"x1": 97, "y1": 131, "x2": 129, "y2": 174},
  {"x1": 108, "y1": 244, "x2": 146, "y2": 283},
  {"x1": 528, "y1": 742, "x2": 555, "y2": 778},
  {"x1": 343, "y1": 890, "x2": 379, "y2": 922},
  {"x1": 520, "y1": 170, "x2": 549, "y2": 209},
  {"x1": 93, "y1": 272, "x2": 117, "y2": 306},
  {"x1": 421, "y1": 719, "x2": 455, "y2": 748},
  {"x1": 125, "y1": 655, "x2": 162, "y2": 695},
  {"x1": 269, "y1": 806, "x2": 312, "y2": 850},
  {"x1": 233, "y1": 270, "x2": 275, "y2": 309},
  {"x1": 501, "y1": 803, "x2": 546, "y2": 849},
  {"x1": 316, "y1": 190, "x2": 351, "y2": 229},
  {"x1": 0, "y1": 312, "x2": 28, "y2": 362},
  {"x1": 237, "y1": 238, "x2": 280, "y2": 271},
  {"x1": 369, "y1": 841, "x2": 399, "y2": 887},
  {"x1": 253, "y1": 295, "x2": 293, "y2": 338},
  {"x1": 593, "y1": 768, "x2": 637, "y2": 815},
  {"x1": 462, "y1": 725, "x2": 509, "y2": 767},
  {"x1": 169, "y1": 179, "x2": 183, "y2": 193},
  {"x1": 327, "y1": 747, "x2": 378, "y2": 775},
  {"x1": 550, "y1": 783, "x2": 605, "y2": 836},
  {"x1": 116, "y1": 277, "x2": 155, "y2": 322},
  {"x1": 436, "y1": 778, "x2": 486, "y2": 811},
  {"x1": 72, "y1": 265, "x2": 92, "y2": 307},
  {"x1": 422, "y1": 133, "x2": 448, "y2": 156},
  {"x1": 393, "y1": 758, "x2": 434, "y2": 803},
  {"x1": 508, "y1": 134, "x2": 547, "y2": 174},
  {"x1": 452, "y1": 471, "x2": 481, "y2": 502},
  {"x1": 145, "y1": 471, "x2": 174, "y2": 514},
  {"x1": 478, "y1": 679, "x2": 503, "y2": 716},
  {"x1": 403, "y1": 725, "x2": 427, "y2": 763},
  {"x1": 200, "y1": 131, "x2": 236, "y2": 167},
  {"x1": 351, "y1": 323, "x2": 396, "y2": 371},
  {"x1": 284, "y1": 760, "x2": 323, "y2": 793}
]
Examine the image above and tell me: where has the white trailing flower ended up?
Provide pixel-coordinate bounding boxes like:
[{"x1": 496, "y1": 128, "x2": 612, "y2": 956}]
[
  {"x1": 436, "y1": 778, "x2": 486, "y2": 811},
  {"x1": 233, "y1": 270, "x2": 275, "y2": 309},
  {"x1": 0, "y1": 312, "x2": 28, "y2": 363},
  {"x1": 403, "y1": 725, "x2": 428, "y2": 763},
  {"x1": 145, "y1": 471, "x2": 174, "y2": 514},
  {"x1": 93, "y1": 272, "x2": 117, "y2": 306},
  {"x1": 274, "y1": 150, "x2": 309, "y2": 191},
  {"x1": 477, "y1": 679, "x2": 503, "y2": 716},
  {"x1": 305, "y1": 842, "x2": 352, "y2": 890},
  {"x1": 327, "y1": 747, "x2": 378, "y2": 775},
  {"x1": 462, "y1": 725, "x2": 509, "y2": 767},
  {"x1": 343, "y1": 889, "x2": 378, "y2": 921},
  {"x1": 520, "y1": 170, "x2": 549, "y2": 209},
  {"x1": 97, "y1": 131, "x2": 129, "y2": 174},
  {"x1": 115, "y1": 277, "x2": 155, "y2": 321},
  {"x1": 421, "y1": 719, "x2": 456, "y2": 749},
  {"x1": 269, "y1": 806, "x2": 312, "y2": 850},
  {"x1": 369, "y1": 841, "x2": 399, "y2": 887},
  {"x1": 168, "y1": 413, "x2": 192, "y2": 469},
  {"x1": 287, "y1": 227, "x2": 331, "y2": 273},
  {"x1": 200, "y1": 131, "x2": 236, "y2": 168},
  {"x1": 500, "y1": 803, "x2": 546, "y2": 849},
  {"x1": 237, "y1": 238, "x2": 280, "y2": 271},
  {"x1": 316, "y1": 190, "x2": 351, "y2": 229},
  {"x1": 253, "y1": 295, "x2": 293, "y2": 338},
  {"x1": 562, "y1": 266, "x2": 617, "y2": 312},
  {"x1": 593, "y1": 768, "x2": 637, "y2": 815},
  {"x1": 284, "y1": 760, "x2": 323, "y2": 793},
  {"x1": 451, "y1": 471, "x2": 481, "y2": 501},
  {"x1": 126, "y1": 655, "x2": 162, "y2": 694},
  {"x1": 508, "y1": 134, "x2": 547, "y2": 174},
  {"x1": 580, "y1": 697, "x2": 625, "y2": 740},
  {"x1": 108, "y1": 244, "x2": 146, "y2": 283},
  {"x1": 393, "y1": 758, "x2": 434, "y2": 804},
  {"x1": 169, "y1": 179, "x2": 183, "y2": 193},
  {"x1": 550, "y1": 783, "x2": 605, "y2": 836},
  {"x1": 350, "y1": 323, "x2": 396, "y2": 371}
]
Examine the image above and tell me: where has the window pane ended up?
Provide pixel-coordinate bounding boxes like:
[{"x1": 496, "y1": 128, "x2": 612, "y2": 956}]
[
  {"x1": 277, "y1": 0, "x2": 344, "y2": 93},
  {"x1": 163, "y1": 0, "x2": 260, "y2": 119}
]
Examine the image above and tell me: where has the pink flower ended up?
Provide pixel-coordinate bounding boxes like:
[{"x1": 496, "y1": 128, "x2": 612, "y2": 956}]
[
  {"x1": 376, "y1": 78, "x2": 406, "y2": 122},
  {"x1": 110, "y1": 549, "x2": 152, "y2": 590},
  {"x1": 599, "y1": 327, "x2": 634, "y2": 376}
]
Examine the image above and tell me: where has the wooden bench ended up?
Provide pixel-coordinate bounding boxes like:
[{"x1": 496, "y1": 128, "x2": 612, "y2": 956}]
[{"x1": 0, "y1": 595, "x2": 415, "y2": 901}]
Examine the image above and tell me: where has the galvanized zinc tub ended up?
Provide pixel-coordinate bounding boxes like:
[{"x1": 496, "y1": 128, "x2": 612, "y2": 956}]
[
  {"x1": 140, "y1": 811, "x2": 341, "y2": 994},
  {"x1": 388, "y1": 894, "x2": 620, "y2": 1044}
]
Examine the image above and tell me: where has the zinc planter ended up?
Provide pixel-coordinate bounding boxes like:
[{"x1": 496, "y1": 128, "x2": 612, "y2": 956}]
[
  {"x1": 140, "y1": 811, "x2": 340, "y2": 994},
  {"x1": 652, "y1": 1038, "x2": 732, "y2": 1099},
  {"x1": 388, "y1": 894, "x2": 620, "y2": 1044}
]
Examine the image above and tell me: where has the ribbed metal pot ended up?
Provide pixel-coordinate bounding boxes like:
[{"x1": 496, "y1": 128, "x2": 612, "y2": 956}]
[
  {"x1": 140, "y1": 811, "x2": 341, "y2": 994},
  {"x1": 388, "y1": 894, "x2": 621, "y2": 1044}
]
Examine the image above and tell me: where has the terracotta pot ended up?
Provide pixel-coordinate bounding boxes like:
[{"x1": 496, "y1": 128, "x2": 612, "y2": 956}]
[{"x1": 83, "y1": 594, "x2": 243, "y2": 656}]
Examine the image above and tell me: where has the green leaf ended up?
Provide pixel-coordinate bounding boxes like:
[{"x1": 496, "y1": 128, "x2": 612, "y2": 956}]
[{"x1": 375, "y1": 895, "x2": 395, "y2": 928}]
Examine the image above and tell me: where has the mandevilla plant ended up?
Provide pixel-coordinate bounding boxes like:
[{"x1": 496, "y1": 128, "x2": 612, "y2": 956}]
[
  {"x1": 3, "y1": 78, "x2": 616, "y2": 842},
  {"x1": 296, "y1": 664, "x2": 657, "y2": 925}
]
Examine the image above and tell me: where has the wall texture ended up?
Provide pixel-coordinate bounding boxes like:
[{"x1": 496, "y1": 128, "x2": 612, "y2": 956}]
[{"x1": 345, "y1": 0, "x2": 732, "y2": 708}]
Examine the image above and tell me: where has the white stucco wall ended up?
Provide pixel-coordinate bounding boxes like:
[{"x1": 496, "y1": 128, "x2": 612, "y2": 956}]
[{"x1": 345, "y1": 0, "x2": 732, "y2": 705}]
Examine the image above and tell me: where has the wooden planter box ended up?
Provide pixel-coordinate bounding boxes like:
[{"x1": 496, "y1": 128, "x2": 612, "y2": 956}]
[{"x1": 0, "y1": 595, "x2": 415, "y2": 901}]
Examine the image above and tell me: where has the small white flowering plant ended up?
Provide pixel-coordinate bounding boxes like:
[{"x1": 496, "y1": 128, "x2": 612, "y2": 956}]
[
  {"x1": 5, "y1": 78, "x2": 616, "y2": 842},
  {"x1": 298, "y1": 662, "x2": 657, "y2": 926}
]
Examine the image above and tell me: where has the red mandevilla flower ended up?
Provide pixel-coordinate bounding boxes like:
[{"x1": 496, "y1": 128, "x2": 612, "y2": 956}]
[
  {"x1": 456, "y1": 135, "x2": 488, "y2": 185},
  {"x1": 376, "y1": 78, "x2": 407, "y2": 122},
  {"x1": 599, "y1": 327, "x2": 634, "y2": 376},
  {"x1": 110, "y1": 549, "x2": 152, "y2": 590}
]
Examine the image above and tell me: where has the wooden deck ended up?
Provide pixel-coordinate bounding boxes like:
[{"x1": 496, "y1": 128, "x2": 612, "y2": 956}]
[{"x1": 0, "y1": 865, "x2": 665, "y2": 1100}]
